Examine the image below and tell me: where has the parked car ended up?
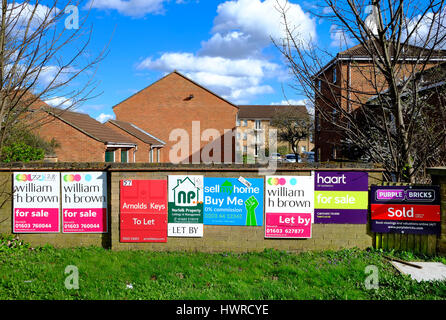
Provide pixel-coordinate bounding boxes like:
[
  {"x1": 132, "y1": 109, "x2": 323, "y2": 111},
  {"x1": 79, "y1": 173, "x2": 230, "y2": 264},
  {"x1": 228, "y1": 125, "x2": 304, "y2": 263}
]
[
  {"x1": 301, "y1": 151, "x2": 315, "y2": 163},
  {"x1": 269, "y1": 153, "x2": 283, "y2": 162},
  {"x1": 284, "y1": 153, "x2": 299, "y2": 163}
]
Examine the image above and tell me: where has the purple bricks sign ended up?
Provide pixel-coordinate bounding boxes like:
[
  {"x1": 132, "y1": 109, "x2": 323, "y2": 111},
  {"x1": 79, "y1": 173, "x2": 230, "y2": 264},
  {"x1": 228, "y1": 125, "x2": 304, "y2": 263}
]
[{"x1": 370, "y1": 185, "x2": 441, "y2": 235}]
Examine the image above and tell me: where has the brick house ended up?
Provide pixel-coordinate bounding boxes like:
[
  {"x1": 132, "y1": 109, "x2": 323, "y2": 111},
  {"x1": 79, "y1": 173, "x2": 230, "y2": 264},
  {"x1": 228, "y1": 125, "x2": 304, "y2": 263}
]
[
  {"x1": 105, "y1": 119, "x2": 165, "y2": 163},
  {"x1": 112, "y1": 71, "x2": 239, "y2": 164},
  {"x1": 236, "y1": 105, "x2": 314, "y2": 161},
  {"x1": 31, "y1": 106, "x2": 138, "y2": 162},
  {"x1": 313, "y1": 42, "x2": 446, "y2": 162}
]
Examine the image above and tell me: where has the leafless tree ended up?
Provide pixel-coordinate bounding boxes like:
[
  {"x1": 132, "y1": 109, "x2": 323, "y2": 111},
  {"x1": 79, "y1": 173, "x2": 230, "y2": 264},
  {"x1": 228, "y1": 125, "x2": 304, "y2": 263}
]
[
  {"x1": 274, "y1": 0, "x2": 446, "y2": 182},
  {"x1": 270, "y1": 107, "x2": 313, "y2": 160},
  {"x1": 0, "y1": 0, "x2": 108, "y2": 156}
]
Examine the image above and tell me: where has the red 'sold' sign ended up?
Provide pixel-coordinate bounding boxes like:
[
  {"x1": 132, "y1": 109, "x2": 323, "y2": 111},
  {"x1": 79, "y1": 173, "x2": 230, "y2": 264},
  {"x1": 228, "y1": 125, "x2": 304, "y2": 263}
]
[
  {"x1": 371, "y1": 204, "x2": 440, "y2": 222},
  {"x1": 120, "y1": 180, "x2": 168, "y2": 242}
]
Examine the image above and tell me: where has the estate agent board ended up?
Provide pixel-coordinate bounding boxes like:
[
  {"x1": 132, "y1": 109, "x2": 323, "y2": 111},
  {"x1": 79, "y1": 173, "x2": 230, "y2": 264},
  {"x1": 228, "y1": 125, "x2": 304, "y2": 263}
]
[
  {"x1": 168, "y1": 175, "x2": 204, "y2": 237},
  {"x1": 314, "y1": 171, "x2": 369, "y2": 224},
  {"x1": 203, "y1": 177, "x2": 264, "y2": 226},
  {"x1": 370, "y1": 185, "x2": 441, "y2": 234},
  {"x1": 62, "y1": 172, "x2": 108, "y2": 233},
  {"x1": 13, "y1": 172, "x2": 60, "y2": 233},
  {"x1": 265, "y1": 175, "x2": 314, "y2": 238},
  {"x1": 120, "y1": 179, "x2": 168, "y2": 242}
]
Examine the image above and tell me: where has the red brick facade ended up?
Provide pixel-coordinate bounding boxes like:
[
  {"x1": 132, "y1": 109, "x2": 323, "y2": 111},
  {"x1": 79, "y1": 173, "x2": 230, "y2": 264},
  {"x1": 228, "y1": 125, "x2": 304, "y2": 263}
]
[
  {"x1": 34, "y1": 116, "x2": 112, "y2": 162},
  {"x1": 31, "y1": 109, "x2": 136, "y2": 163},
  {"x1": 113, "y1": 71, "x2": 238, "y2": 163},
  {"x1": 314, "y1": 53, "x2": 443, "y2": 162}
]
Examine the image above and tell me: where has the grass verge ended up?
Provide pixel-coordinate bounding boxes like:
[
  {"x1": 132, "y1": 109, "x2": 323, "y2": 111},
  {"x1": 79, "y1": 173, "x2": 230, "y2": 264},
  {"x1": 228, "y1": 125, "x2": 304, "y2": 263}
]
[{"x1": 1, "y1": 235, "x2": 445, "y2": 300}]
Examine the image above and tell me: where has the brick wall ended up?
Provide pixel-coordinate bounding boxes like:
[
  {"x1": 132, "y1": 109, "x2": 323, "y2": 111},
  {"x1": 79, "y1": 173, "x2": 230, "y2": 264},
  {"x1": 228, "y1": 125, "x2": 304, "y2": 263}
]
[
  {"x1": 0, "y1": 162, "x2": 384, "y2": 253},
  {"x1": 113, "y1": 72, "x2": 238, "y2": 164}
]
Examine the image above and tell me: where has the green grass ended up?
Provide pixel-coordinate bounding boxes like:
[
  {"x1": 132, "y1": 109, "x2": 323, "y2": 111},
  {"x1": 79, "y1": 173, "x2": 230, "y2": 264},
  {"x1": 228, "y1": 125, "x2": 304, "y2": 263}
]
[{"x1": 1, "y1": 235, "x2": 446, "y2": 300}]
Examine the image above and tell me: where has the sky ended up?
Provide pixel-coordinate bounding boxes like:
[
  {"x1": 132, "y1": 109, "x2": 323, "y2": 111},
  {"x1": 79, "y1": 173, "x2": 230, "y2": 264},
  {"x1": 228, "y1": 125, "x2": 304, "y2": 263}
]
[{"x1": 41, "y1": 0, "x2": 346, "y2": 122}]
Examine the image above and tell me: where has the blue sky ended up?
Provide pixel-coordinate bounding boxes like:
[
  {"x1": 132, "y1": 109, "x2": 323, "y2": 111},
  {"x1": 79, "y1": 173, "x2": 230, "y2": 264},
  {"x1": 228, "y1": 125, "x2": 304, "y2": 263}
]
[{"x1": 44, "y1": 0, "x2": 344, "y2": 122}]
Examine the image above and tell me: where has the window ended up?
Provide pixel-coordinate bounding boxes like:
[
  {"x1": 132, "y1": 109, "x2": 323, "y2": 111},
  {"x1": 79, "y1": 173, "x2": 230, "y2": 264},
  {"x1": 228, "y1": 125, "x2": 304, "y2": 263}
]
[
  {"x1": 333, "y1": 66, "x2": 337, "y2": 83},
  {"x1": 105, "y1": 149, "x2": 115, "y2": 163},
  {"x1": 236, "y1": 116, "x2": 241, "y2": 127},
  {"x1": 243, "y1": 132, "x2": 247, "y2": 141},
  {"x1": 149, "y1": 149, "x2": 153, "y2": 163},
  {"x1": 255, "y1": 120, "x2": 261, "y2": 130},
  {"x1": 121, "y1": 149, "x2": 128, "y2": 163},
  {"x1": 243, "y1": 120, "x2": 248, "y2": 127},
  {"x1": 243, "y1": 146, "x2": 247, "y2": 154},
  {"x1": 301, "y1": 146, "x2": 306, "y2": 153}
]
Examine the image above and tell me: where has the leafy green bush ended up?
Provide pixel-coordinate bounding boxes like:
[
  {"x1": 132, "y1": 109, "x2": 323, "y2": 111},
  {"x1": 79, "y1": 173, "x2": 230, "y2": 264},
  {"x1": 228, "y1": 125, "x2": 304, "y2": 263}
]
[{"x1": 1, "y1": 142, "x2": 45, "y2": 163}]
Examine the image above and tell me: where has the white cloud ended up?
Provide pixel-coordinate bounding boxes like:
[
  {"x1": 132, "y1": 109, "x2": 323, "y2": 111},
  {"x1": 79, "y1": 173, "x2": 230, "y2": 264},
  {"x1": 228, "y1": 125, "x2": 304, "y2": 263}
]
[
  {"x1": 86, "y1": 0, "x2": 167, "y2": 17},
  {"x1": 4, "y1": 2, "x2": 59, "y2": 30},
  {"x1": 199, "y1": 32, "x2": 261, "y2": 59},
  {"x1": 96, "y1": 113, "x2": 115, "y2": 123},
  {"x1": 138, "y1": 52, "x2": 279, "y2": 103},
  {"x1": 137, "y1": 0, "x2": 316, "y2": 103},
  {"x1": 212, "y1": 0, "x2": 315, "y2": 43},
  {"x1": 139, "y1": 52, "x2": 278, "y2": 78},
  {"x1": 330, "y1": 25, "x2": 354, "y2": 48},
  {"x1": 45, "y1": 96, "x2": 73, "y2": 108},
  {"x1": 270, "y1": 98, "x2": 307, "y2": 105},
  {"x1": 403, "y1": 7, "x2": 446, "y2": 49},
  {"x1": 201, "y1": 0, "x2": 316, "y2": 58}
]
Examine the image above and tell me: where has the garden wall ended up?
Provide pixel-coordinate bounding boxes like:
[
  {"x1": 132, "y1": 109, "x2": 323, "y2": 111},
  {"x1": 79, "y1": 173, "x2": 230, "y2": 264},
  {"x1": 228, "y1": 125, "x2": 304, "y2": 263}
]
[{"x1": 0, "y1": 162, "x2": 386, "y2": 253}]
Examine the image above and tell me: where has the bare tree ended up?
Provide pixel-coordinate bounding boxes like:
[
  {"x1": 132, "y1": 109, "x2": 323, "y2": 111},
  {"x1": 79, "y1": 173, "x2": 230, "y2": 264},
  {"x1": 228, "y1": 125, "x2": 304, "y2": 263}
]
[
  {"x1": 270, "y1": 107, "x2": 313, "y2": 160},
  {"x1": 0, "y1": 0, "x2": 108, "y2": 157},
  {"x1": 274, "y1": 0, "x2": 446, "y2": 182}
]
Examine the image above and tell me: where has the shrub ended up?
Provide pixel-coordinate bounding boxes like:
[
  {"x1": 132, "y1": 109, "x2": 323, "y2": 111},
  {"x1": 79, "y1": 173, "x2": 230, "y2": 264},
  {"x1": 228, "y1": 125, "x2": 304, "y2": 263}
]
[{"x1": 1, "y1": 142, "x2": 45, "y2": 163}]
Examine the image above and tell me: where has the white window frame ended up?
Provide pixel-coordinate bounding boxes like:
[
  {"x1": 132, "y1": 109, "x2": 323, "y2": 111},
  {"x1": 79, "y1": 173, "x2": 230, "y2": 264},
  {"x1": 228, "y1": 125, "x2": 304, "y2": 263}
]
[{"x1": 255, "y1": 120, "x2": 261, "y2": 130}]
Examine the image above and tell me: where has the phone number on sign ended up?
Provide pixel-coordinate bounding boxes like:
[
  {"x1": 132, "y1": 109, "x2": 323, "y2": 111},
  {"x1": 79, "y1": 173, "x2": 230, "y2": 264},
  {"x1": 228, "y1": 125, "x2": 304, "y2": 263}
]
[
  {"x1": 15, "y1": 223, "x2": 53, "y2": 229},
  {"x1": 64, "y1": 224, "x2": 100, "y2": 229},
  {"x1": 266, "y1": 228, "x2": 305, "y2": 234}
]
